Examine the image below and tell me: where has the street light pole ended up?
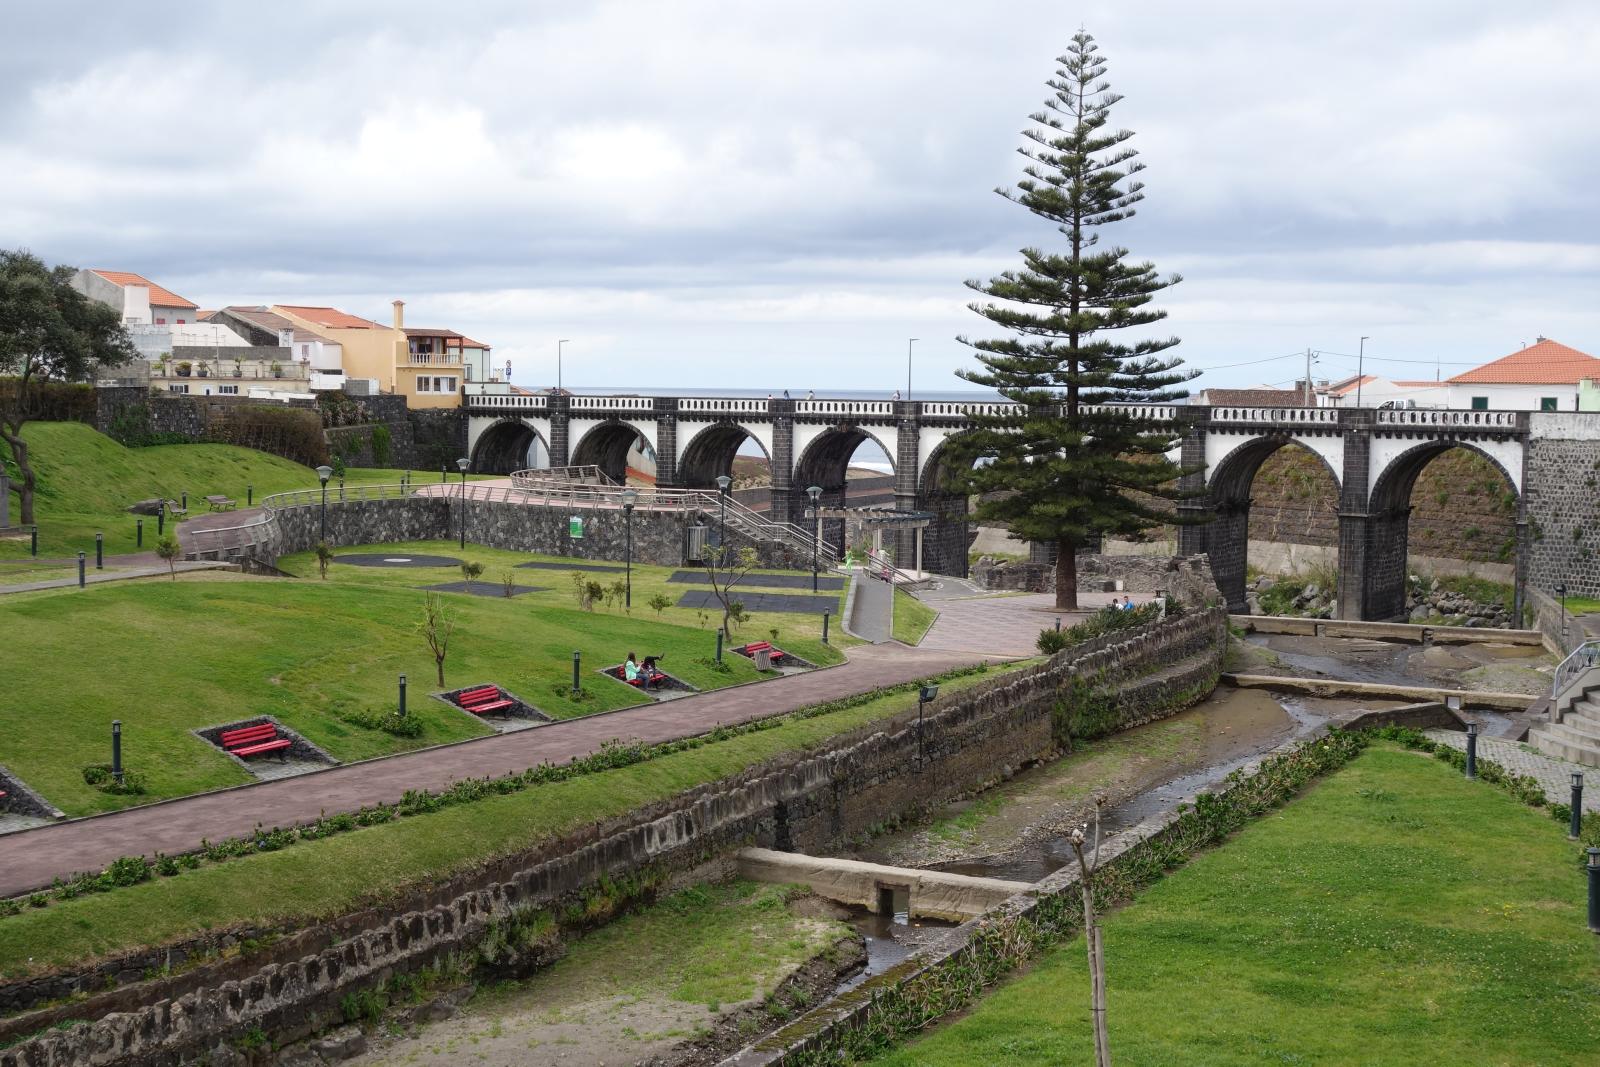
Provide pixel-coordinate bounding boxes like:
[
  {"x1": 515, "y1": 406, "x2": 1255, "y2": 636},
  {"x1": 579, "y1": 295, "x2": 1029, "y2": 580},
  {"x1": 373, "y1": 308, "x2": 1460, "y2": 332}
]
[
  {"x1": 715, "y1": 474, "x2": 732, "y2": 548},
  {"x1": 1559, "y1": 582, "x2": 1568, "y2": 639},
  {"x1": 316, "y1": 464, "x2": 332, "y2": 542},
  {"x1": 456, "y1": 457, "x2": 470, "y2": 548},
  {"x1": 558, "y1": 339, "x2": 570, "y2": 393},
  {"x1": 622, "y1": 488, "x2": 637, "y2": 608},
  {"x1": 807, "y1": 484, "x2": 823, "y2": 593},
  {"x1": 1356, "y1": 336, "x2": 1369, "y2": 407},
  {"x1": 906, "y1": 338, "x2": 918, "y2": 401}
]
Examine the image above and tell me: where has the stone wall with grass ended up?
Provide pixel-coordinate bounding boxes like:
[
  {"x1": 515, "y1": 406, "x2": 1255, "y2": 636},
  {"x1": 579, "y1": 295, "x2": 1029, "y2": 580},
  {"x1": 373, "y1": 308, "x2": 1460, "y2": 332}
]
[{"x1": 0, "y1": 613, "x2": 1225, "y2": 1066}]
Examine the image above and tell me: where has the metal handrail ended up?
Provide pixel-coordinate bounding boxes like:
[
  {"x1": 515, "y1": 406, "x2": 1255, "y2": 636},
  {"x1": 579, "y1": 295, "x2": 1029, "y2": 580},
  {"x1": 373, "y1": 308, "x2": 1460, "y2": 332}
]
[
  {"x1": 852, "y1": 547, "x2": 922, "y2": 587},
  {"x1": 1552, "y1": 639, "x2": 1600, "y2": 720}
]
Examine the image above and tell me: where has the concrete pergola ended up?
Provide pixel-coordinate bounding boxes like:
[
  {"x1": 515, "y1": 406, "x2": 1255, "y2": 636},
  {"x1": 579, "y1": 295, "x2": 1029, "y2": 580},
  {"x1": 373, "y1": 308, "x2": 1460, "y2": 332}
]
[{"x1": 812, "y1": 504, "x2": 935, "y2": 576}]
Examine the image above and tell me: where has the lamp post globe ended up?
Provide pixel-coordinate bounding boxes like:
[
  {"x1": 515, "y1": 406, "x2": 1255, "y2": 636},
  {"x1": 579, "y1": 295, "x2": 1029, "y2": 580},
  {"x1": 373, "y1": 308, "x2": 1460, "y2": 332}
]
[{"x1": 715, "y1": 474, "x2": 732, "y2": 548}]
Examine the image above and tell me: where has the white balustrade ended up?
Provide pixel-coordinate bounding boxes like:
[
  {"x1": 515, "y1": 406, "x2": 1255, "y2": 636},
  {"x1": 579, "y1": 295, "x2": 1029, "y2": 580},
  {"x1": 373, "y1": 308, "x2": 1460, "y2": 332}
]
[
  {"x1": 678, "y1": 397, "x2": 771, "y2": 415},
  {"x1": 796, "y1": 399, "x2": 895, "y2": 418}
]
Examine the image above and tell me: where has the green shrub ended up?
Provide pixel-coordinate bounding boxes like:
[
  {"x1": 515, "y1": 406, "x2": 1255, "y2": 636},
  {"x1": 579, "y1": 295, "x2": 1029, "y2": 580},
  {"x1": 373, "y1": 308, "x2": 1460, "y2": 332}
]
[
  {"x1": 1036, "y1": 627, "x2": 1069, "y2": 655},
  {"x1": 369, "y1": 423, "x2": 393, "y2": 465}
]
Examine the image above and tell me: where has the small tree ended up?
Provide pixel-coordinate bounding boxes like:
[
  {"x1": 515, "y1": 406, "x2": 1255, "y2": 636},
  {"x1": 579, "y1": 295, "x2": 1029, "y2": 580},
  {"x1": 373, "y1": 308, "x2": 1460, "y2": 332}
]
[
  {"x1": 155, "y1": 535, "x2": 181, "y2": 580},
  {"x1": 501, "y1": 569, "x2": 517, "y2": 597},
  {"x1": 1069, "y1": 797, "x2": 1112, "y2": 1067},
  {"x1": 701, "y1": 544, "x2": 759, "y2": 636},
  {"x1": 315, "y1": 541, "x2": 334, "y2": 580},
  {"x1": 418, "y1": 592, "x2": 455, "y2": 686},
  {"x1": 647, "y1": 592, "x2": 672, "y2": 618},
  {"x1": 605, "y1": 578, "x2": 628, "y2": 613},
  {"x1": 460, "y1": 560, "x2": 484, "y2": 590}
]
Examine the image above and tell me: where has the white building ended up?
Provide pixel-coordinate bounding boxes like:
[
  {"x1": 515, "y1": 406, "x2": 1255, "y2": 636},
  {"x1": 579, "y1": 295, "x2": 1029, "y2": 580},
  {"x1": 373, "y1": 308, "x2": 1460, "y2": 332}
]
[{"x1": 1445, "y1": 338, "x2": 1600, "y2": 412}]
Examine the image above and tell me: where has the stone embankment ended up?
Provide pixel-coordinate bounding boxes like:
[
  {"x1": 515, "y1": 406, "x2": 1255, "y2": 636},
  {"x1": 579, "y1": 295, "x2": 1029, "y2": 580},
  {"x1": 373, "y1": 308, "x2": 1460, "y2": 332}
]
[{"x1": 0, "y1": 611, "x2": 1228, "y2": 1067}]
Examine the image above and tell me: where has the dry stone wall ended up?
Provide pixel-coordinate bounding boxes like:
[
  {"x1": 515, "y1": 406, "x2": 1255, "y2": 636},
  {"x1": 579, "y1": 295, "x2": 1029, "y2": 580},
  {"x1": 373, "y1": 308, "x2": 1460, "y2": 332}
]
[{"x1": 0, "y1": 612, "x2": 1226, "y2": 1066}]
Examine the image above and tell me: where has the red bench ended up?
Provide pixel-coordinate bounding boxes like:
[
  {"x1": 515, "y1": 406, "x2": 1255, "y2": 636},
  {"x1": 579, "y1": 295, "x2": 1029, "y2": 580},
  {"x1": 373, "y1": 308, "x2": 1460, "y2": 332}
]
[
  {"x1": 458, "y1": 685, "x2": 515, "y2": 715},
  {"x1": 742, "y1": 641, "x2": 786, "y2": 663},
  {"x1": 220, "y1": 722, "x2": 292, "y2": 760}
]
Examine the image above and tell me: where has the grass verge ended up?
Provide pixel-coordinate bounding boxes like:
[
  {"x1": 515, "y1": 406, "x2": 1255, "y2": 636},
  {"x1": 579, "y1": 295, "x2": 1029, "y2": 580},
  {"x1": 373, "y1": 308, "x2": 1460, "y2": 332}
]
[{"x1": 890, "y1": 588, "x2": 937, "y2": 646}]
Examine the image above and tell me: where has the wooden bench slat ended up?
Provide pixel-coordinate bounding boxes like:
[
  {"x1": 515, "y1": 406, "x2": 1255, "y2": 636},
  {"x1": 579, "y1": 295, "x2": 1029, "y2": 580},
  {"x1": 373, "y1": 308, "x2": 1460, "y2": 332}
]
[
  {"x1": 221, "y1": 726, "x2": 276, "y2": 743},
  {"x1": 232, "y1": 739, "x2": 292, "y2": 757},
  {"x1": 466, "y1": 698, "x2": 514, "y2": 713}
]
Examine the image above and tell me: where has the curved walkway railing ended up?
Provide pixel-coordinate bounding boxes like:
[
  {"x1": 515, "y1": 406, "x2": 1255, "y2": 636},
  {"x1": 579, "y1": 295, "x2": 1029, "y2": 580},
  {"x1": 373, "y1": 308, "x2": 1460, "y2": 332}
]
[{"x1": 1552, "y1": 639, "x2": 1600, "y2": 720}]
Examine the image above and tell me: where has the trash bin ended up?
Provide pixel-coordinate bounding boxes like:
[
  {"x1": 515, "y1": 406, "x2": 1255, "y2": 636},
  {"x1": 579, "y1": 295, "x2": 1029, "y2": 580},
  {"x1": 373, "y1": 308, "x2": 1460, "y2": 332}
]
[{"x1": 754, "y1": 647, "x2": 774, "y2": 670}]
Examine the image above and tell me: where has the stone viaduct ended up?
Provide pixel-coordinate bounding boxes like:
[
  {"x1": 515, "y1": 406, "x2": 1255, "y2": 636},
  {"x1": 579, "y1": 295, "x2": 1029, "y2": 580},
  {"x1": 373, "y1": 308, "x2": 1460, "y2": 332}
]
[{"x1": 463, "y1": 385, "x2": 1600, "y2": 619}]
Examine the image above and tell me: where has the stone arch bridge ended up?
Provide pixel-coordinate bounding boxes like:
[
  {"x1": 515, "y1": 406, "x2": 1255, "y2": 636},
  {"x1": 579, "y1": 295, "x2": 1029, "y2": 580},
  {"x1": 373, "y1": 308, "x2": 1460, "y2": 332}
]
[{"x1": 464, "y1": 385, "x2": 1541, "y2": 620}]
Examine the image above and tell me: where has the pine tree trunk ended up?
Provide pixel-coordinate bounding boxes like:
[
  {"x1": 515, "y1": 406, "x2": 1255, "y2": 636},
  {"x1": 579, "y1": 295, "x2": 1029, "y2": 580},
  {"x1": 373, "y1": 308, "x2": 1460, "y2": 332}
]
[
  {"x1": 1, "y1": 424, "x2": 35, "y2": 526},
  {"x1": 1055, "y1": 537, "x2": 1079, "y2": 611}
]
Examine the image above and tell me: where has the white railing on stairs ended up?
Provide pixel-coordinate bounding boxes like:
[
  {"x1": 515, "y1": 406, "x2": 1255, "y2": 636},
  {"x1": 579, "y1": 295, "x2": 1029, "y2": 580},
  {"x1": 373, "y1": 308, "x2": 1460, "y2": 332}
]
[{"x1": 1552, "y1": 640, "x2": 1600, "y2": 721}]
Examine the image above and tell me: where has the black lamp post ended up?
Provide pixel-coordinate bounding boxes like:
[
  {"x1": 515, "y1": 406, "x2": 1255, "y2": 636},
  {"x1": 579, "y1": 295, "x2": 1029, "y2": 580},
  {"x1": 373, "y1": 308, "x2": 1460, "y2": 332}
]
[
  {"x1": 622, "y1": 487, "x2": 637, "y2": 608},
  {"x1": 456, "y1": 457, "x2": 470, "y2": 548},
  {"x1": 715, "y1": 474, "x2": 732, "y2": 548},
  {"x1": 1572, "y1": 772, "x2": 1585, "y2": 840},
  {"x1": 1465, "y1": 720, "x2": 1479, "y2": 780},
  {"x1": 1588, "y1": 848, "x2": 1600, "y2": 934},
  {"x1": 111, "y1": 719, "x2": 123, "y2": 785},
  {"x1": 807, "y1": 484, "x2": 823, "y2": 593},
  {"x1": 316, "y1": 464, "x2": 333, "y2": 542},
  {"x1": 917, "y1": 683, "x2": 939, "y2": 763},
  {"x1": 1558, "y1": 582, "x2": 1568, "y2": 639}
]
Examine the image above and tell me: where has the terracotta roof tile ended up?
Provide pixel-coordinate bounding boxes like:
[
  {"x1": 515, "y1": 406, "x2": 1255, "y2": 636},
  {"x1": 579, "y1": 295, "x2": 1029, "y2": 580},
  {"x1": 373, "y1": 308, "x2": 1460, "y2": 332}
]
[
  {"x1": 273, "y1": 305, "x2": 385, "y2": 330},
  {"x1": 1447, "y1": 338, "x2": 1600, "y2": 385},
  {"x1": 90, "y1": 269, "x2": 197, "y2": 309}
]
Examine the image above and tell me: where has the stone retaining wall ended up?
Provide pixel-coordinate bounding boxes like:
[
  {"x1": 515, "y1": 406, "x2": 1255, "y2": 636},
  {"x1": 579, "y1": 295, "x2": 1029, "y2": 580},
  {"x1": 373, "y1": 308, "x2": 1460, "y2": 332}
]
[
  {"x1": 970, "y1": 553, "x2": 1219, "y2": 606},
  {"x1": 0, "y1": 612, "x2": 1226, "y2": 1064}
]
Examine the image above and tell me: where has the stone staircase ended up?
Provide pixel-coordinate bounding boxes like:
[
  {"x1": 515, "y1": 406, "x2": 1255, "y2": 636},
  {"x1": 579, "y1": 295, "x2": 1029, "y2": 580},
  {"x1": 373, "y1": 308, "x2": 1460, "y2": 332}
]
[{"x1": 1529, "y1": 678, "x2": 1600, "y2": 768}]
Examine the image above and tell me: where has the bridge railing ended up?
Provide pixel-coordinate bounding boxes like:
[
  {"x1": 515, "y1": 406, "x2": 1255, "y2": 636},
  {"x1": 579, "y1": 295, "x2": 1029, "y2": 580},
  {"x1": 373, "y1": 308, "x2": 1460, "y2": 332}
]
[
  {"x1": 570, "y1": 396, "x2": 654, "y2": 412},
  {"x1": 1375, "y1": 409, "x2": 1522, "y2": 429},
  {"x1": 797, "y1": 399, "x2": 895, "y2": 418},
  {"x1": 1209, "y1": 406, "x2": 1340, "y2": 424},
  {"x1": 511, "y1": 465, "x2": 617, "y2": 486},
  {"x1": 462, "y1": 391, "x2": 548, "y2": 410},
  {"x1": 679, "y1": 397, "x2": 771, "y2": 415}
]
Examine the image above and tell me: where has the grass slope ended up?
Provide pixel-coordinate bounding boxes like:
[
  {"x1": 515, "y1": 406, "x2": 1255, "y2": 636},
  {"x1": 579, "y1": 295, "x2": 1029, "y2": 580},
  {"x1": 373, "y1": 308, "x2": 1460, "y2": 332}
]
[
  {"x1": 0, "y1": 664, "x2": 1010, "y2": 977},
  {"x1": 890, "y1": 588, "x2": 937, "y2": 646},
  {"x1": 1, "y1": 542, "x2": 848, "y2": 815},
  {"x1": 881, "y1": 745, "x2": 1600, "y2": 1066},
  {"x1": 0, "y1": 421, "x2": 479, "y2": 558}
]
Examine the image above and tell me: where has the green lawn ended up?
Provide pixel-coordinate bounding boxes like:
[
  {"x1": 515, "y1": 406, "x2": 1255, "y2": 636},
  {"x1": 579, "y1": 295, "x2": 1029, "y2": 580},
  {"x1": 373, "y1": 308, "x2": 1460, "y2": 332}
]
[
  {"x1": 0, "y1": 662, "x2": 1012, "y2": 977},
  {"x1": 1562, "y1": 595, "x2": 1600, "y2": 617},
  {"x1": 0, "y1": 421, "x2": 489, "y2": 558},
  {"x1": 891, "y1": 588, "x2": 937, "y2": 646},
  {"x1": 880, "y1": 745, "x2": 1600, "y2": 1066},
  {"x1": 0, "y1": 543, "x2": 848, "y2": 815}
]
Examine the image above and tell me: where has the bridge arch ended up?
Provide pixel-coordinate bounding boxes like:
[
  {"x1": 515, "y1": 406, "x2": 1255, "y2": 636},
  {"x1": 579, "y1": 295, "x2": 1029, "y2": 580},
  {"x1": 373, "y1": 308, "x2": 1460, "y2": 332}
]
[
  {"x1": 570, "y1": 419, "x2": 654, "y2": 485},
  {"x1": 676, "y1": 421, "x2": 773, "y2": 489},
  {"x1": 1206, "y1": 435, "x2": 1342, "y2": 613},
  {"x1": 915, "y1": 432, "x2": 986, "y2": 577},
  {"x1": 792, "y1": 425, "x2": 896, "y2": 555},
  {"x1": 1357, "y1": 440, "x2": 1521, "y2": 620},
  {"x1": 470, "y1": 418, "x2": 550, "y2": 475}
]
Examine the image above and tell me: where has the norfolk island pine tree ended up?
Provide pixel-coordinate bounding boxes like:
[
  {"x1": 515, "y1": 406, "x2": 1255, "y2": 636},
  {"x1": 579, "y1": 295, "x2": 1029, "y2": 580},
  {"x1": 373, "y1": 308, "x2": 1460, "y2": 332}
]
[{"x1": 945, "y1": 31, "x2": 1200, "y2": 611}]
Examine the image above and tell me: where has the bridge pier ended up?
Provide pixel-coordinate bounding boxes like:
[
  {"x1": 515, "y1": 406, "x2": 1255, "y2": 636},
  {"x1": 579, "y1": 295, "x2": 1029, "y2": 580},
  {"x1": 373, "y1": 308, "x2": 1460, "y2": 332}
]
[
  {"x1": 768, "y1": 400, "x2": 796, "y2": 527},
  {"x1": 548, "y1": 394, "x2": 570, "y2": 467},
  {"x1": 893, "y1": 401, "x2": 922, "y2": 570}
]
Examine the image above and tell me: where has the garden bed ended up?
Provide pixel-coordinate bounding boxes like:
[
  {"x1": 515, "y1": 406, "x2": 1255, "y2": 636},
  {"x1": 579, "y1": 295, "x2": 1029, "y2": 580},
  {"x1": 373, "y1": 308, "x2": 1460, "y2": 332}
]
[
  {"x1": 192, "y1": 717, "x2": 338, "y2": 780},
  {"x1": 598, "y1": 663, "x2": 700, "y2": 701},
  {"x1": 436, "y1": 683, "x2": 552, "y2": 732}
]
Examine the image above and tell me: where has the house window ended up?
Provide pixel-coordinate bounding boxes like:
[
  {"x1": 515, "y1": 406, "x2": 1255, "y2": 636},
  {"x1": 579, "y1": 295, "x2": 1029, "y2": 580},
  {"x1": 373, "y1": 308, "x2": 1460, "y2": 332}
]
[
  {"x1": 155, "y1": 318, "x2": 167, "y2": 325},
  {"x1": 433, "y1": 376, "x2": 456, "y2": 393},
  {"x1": 176, "y1": 319, "x2": 186, "y2": 325},
  {"x1": 301, "y1": 344, "x2": 310, "y2": 358},
  {"x1": 416, "y1": 377, "x2": 431, "y2": 393},
  {"x1": 464, "y1": 364, "x2": 473, "y2": 382},
  {"x1": 1470, "y1": 396, "x2": 1488, "y2": 410},
  {"x1": 1541, "y1": 397, "x2": 1558, "y2": 412},
  {"x1": 218, "y1": 385, "x2": 238, "y2": 395},
  {"x1": 167, "y1": 384, "x2": 189, "y2": 394}
]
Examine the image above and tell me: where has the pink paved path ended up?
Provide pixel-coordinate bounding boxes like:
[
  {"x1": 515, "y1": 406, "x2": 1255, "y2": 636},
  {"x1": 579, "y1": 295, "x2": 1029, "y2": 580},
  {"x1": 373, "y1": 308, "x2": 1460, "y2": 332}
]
[{"x1": 0, "y1": 644, "x2": 989, "y2": 897}]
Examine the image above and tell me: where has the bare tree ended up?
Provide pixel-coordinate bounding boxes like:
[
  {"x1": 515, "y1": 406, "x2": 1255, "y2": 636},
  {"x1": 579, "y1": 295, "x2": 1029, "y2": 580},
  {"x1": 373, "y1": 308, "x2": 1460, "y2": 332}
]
[
  {"x1": 418, "y1": 592, "x2": 456, "y2": 686},
  {"x1": 1069, "y1": 797, "x2": 1111, "y2": 1066},
  {"x1": 155, "y1": 535, "x2": 181, "y2": 581},
  {"x1": 315, "y1": 541, "x2": 334, "y2": 580},
  {"x1": 701, "y1": 544, "x2": 759, "y2": 636}
]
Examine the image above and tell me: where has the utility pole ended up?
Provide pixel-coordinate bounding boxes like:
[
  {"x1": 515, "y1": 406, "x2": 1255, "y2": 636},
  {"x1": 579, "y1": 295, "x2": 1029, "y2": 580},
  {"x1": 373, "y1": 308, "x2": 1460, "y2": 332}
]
[
  {"x1": 906, "y1": 338, "x2": 918, "y2": 401},
  {"x1": 1357, "y1": 336, "x2": 1369, "y2": 407},
  {"x1": 1304, "y1": 348, "x2": 1313, "y2": 407}
]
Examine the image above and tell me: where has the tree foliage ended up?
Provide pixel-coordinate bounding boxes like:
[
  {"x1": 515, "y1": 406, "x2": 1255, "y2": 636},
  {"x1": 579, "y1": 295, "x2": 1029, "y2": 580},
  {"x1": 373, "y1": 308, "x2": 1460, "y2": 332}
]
[
  {"x1": 0, "y1": 250, "x2": 136, "y2": 524},
  {"x1": 945, "y1": 33, "x2": 1196, "y2": 609}
]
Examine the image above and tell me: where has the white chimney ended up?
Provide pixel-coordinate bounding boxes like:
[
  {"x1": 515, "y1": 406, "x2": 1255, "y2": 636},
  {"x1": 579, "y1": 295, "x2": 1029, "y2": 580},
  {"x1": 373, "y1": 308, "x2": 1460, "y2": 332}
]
[{"x1": 392, "y1": 300, "x2": 405, "y2": 330}]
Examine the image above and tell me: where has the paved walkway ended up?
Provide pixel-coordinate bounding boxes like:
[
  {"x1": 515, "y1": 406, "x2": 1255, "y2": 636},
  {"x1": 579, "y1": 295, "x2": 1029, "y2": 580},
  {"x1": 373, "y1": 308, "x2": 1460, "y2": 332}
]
[
  {"x1": 914, "y1": 582, "x2": 1154, "y2": 658},
  {"x1": 0, "y1": 559, "x2": 234, "y2": 595},
  {"x1": 1424, "y1": 729, "x2": 1598, "y2": 812},
  {"x1": 0, "y1": 643, "x2": 990, "y2": 897}
]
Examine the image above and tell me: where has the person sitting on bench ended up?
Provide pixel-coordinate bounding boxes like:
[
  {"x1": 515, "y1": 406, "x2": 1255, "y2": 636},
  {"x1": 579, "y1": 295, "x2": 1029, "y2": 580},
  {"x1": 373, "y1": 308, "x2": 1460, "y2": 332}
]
[
  {"x1": 641, "y1": 655, "x2": 666, "y2": 689},
  {"x1": 624, "y1": 651, "x2": 641, "y2": 684}
]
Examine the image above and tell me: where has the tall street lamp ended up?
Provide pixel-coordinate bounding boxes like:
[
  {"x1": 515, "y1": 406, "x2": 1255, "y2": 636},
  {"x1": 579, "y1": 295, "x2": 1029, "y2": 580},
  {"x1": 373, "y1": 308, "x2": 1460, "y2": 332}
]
[
  {"x1": 807, "y1": 484, "x2": 823, "y2": 593},
  {"x1": 716, "y1": 474, "x2": 732, "y2": 547},
  {"x1": 1559, "y1": 582, "x2": 1568, "y2": 639},
  {"x1": 456, "y1": 457, "x2": 470, "y2": 548},
  {"x1": 622, "y1": 487, "x2": 638, "y2": 608},
  {"x1": 906, "y1": 338, "x2": 918, "y2": 400},
  {"x1": 316, "y1": 464, "x2": 333, "y2": 542},
  {"x1": 557, "y1": 339, "x2": 570, "y2": 393}
]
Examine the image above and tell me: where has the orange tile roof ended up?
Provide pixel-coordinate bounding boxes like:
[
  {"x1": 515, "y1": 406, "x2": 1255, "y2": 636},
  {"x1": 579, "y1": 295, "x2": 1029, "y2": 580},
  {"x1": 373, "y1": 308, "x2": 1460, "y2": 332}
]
[
  {"x1": 1326, "y1": 374, "x2": 1378, "y2": 397},
  {"x1": 90, "y1": 269, "x2": 197, "y2": 309},
  {"x1": 1393, "y1": 379, "x2": 1443, "y2": 387},
  {"x1": 273, "y1": 305, "x2": 385, "y2": 330},
  {"x1": 1447, "y1": 338, "x2": 1600, "y2": 385}
]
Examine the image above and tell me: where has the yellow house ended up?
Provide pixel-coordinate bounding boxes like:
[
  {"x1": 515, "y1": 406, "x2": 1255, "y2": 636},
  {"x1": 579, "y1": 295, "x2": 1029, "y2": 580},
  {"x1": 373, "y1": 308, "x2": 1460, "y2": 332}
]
[{"x1": 271, "y1": 301, "x2": 465, "y2": 410}]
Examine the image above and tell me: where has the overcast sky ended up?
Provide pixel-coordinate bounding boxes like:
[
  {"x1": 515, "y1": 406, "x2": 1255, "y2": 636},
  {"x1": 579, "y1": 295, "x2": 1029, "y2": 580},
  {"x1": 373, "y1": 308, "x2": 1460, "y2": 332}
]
[{"x1": 5, "y1": 1, "x2": 1598, "y2": 395}]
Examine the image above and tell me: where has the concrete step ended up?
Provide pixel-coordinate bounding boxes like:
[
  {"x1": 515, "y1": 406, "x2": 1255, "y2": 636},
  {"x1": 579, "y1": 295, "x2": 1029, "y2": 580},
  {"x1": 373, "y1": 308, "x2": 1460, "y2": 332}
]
[
  {"x1": 1570, "y1": 697, "x2": 1600, "y2": 718},
  {"x1": 1540, "y1": 720, "x2": 1600, "y2": 749},
  {"x1": 1549, "y1": 714, "x2": 1600, "y2": 742},
  {"x1": 1528, "y1": 725, "x2": 1600, "y2": 769}
]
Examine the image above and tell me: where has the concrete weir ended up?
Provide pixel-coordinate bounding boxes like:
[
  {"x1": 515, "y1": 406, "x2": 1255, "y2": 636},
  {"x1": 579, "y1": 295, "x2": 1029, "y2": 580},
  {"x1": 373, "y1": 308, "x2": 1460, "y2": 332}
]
[
  {"x1": 1223, "y1": 672, "x2": 1534, "y2": 711},
  {"x1": 736, "y1": 848, "x2": 1031, "y2": 922}
]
